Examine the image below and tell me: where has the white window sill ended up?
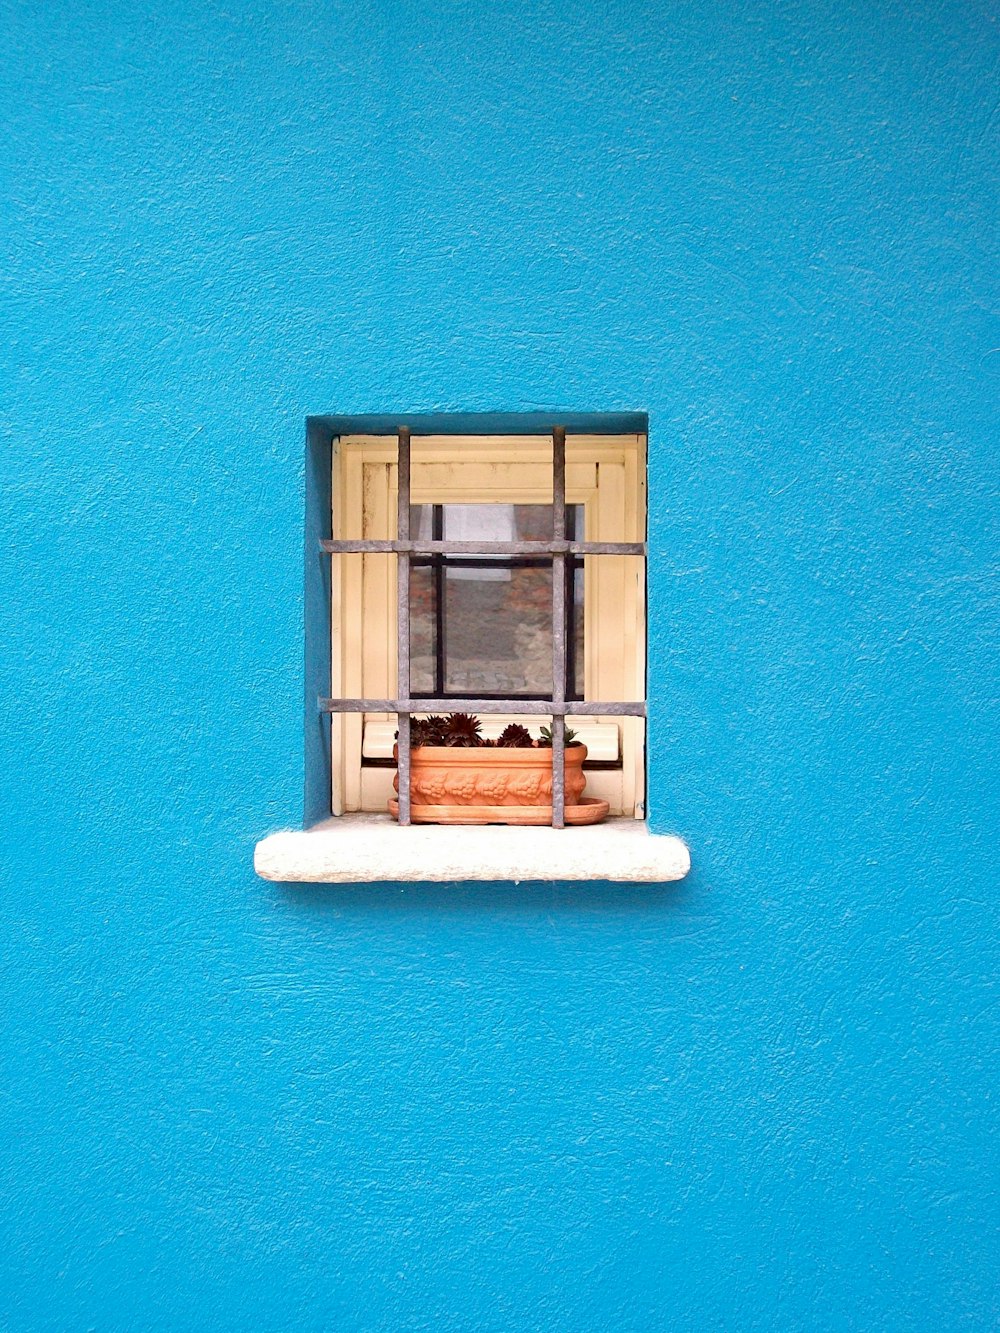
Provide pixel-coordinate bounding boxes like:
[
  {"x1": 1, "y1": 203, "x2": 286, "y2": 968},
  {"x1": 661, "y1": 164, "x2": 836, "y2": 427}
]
[{"x1": 254, "y1": 815, "x2": 690, "y2": 884}]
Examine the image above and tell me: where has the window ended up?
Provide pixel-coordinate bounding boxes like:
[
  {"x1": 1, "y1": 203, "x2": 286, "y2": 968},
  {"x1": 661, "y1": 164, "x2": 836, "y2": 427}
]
[
  {"x1": 325, "y1": 424, "x2": 647, "y2": 824},
  {"x1": 255, "y1": 412, "x2": 690, "y2": 881}
]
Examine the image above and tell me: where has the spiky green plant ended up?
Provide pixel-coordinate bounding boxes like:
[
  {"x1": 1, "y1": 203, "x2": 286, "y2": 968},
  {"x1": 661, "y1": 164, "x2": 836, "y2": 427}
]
[{"x1": 537, "y1": 724, "x2": 578, "y2": 748}]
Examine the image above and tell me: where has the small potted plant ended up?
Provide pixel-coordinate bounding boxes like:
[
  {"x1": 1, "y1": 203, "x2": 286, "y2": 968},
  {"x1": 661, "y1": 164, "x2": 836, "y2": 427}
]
[{"x1": 390, "y1": 714, "x2": 609, "y2": 826}]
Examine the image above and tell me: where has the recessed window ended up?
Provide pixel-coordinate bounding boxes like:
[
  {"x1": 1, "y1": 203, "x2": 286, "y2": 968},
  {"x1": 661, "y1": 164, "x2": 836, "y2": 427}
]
[
  {"x1": 325, "y1": 424, "x2": 647, "y2": 822},
  {"x1": 256, "y1": 414, "x2": 692, "y2": 882}
]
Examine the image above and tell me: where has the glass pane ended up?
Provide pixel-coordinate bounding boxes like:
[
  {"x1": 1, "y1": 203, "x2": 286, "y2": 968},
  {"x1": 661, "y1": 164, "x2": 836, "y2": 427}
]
[
  {"x1": 409, "y1": 563, "x2": 436, "y2": 694},
  {"x1": 408, "y1": 503, "x2": 584, "y2": 699},
  {"x1": 444, "y1": 564, "x2": 553, "y2": 695},
  {"x1": 571, "y1": 561, "x2": 585, "y2": 697},
  {"x1": 410, "y1": 503, "x2": 580, "y2": 546}
]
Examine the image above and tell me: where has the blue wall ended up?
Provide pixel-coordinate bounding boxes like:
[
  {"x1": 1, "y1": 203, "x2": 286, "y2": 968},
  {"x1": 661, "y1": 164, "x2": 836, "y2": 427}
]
[{"x1": 2, "y1": 1, "x2": 997, "y2": 1328}]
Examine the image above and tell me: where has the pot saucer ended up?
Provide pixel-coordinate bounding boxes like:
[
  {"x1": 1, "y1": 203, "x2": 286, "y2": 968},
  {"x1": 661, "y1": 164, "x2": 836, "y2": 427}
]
[{"x1": 388, "y1": 797, "x2": 610, "y2": 826}]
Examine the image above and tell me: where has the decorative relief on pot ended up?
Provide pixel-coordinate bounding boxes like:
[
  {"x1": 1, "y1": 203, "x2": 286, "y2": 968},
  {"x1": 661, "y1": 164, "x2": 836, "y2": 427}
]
[
  {"x1": 389, "y1": 739, "x2": 609, "y2": 824},
  {"x1": 394, "y1": 746, "x2": 589, "y2": 809}
]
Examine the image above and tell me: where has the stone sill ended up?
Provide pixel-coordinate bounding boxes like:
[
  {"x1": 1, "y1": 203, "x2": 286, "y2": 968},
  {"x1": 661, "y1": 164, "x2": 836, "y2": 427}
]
[{"x1": 254, "y1": 815, "x2": 690, "y2": 885}]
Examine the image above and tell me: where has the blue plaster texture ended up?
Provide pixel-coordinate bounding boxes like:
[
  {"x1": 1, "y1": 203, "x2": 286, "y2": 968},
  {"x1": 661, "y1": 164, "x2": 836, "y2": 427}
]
[{"x1": 1, "y1": 1, "x2": 997, "y2": 1329}]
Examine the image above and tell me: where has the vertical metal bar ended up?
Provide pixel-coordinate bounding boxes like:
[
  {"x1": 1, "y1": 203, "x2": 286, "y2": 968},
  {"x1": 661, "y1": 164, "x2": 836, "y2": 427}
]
[
  {"x1": 551, "y1": 426, "x2": 567, "y2": 828},
  {"x1": 396, "y1": 427, "x2": 412, "y2": 824}
]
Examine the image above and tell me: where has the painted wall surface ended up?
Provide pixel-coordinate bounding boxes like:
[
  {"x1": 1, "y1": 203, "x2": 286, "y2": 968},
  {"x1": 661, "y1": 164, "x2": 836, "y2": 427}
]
[{"x1": 2, "y1": 1, "x2": 997, "y2": 1328}]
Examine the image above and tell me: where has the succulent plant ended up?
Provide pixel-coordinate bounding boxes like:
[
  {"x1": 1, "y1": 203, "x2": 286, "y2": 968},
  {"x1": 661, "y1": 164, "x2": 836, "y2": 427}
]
[
  {"x1": 402, "y1": 713, "x2": 577, "y2": 749},
  {"x1": 496, "y1": 722, "x2": 533, "y2": 748},
  {"x1": 537, "y1": 723, "x2": 578, "y2": 748},
  {"x1": 442, "y1": 712, "x2": 483, "y2": 747},
  {"x1": 404, "y1": 715, "x2": 448, "y2": 747}
]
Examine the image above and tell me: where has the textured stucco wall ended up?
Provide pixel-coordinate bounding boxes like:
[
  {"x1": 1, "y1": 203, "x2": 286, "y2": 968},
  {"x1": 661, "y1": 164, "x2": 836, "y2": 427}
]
[{"x1": 2, "y1": 1, "x2": 997, "y2": 1329}]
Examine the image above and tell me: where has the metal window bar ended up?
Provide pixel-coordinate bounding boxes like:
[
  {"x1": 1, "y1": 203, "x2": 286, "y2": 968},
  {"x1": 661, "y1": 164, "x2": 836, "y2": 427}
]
[
  {"x1": 395, "y1": 427, "x2": 411, "y2": 824},
  {"x1": 321, "y1": 426, "x2": 647, "y2": 828},
  {"x1": 321, "y1": 700, "x2": 647, "y2": 715},
  {"x1": 550, "y1": 426, "x2": 567, "y2": 827},
  {"x1": 322, "y1": 540, "x2": 645, "y2": 554}
]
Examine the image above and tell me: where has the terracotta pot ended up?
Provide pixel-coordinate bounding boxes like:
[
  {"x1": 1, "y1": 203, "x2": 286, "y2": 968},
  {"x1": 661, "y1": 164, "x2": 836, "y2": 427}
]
[{"x1": 390, "y1": 744, "x2": 607, "y2": 825}]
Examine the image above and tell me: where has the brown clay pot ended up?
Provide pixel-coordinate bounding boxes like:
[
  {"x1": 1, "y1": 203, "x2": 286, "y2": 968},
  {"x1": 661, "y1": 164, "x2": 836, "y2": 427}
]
[{"x1": 390, "y1": 744, "x2": 606, "y2": 825}]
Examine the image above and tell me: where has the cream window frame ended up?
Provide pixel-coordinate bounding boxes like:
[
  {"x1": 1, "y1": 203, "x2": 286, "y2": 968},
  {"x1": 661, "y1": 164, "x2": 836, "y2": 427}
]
[{"x1": 330, "y1": 433, "x2": 646, "y2": 818}]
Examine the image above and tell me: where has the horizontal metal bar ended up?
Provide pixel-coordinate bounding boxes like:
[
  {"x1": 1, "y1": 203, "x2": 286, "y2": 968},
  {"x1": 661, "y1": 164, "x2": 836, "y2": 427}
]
[
  {"x1": 320, "y1": 698, "x2": 646, "y2": 717},
  {"x1": 362, "y1": 756, "x2": 626, "y2": 770},
  {"x1": 321, "y1": 539, "x2": 645, "y2": 556}
]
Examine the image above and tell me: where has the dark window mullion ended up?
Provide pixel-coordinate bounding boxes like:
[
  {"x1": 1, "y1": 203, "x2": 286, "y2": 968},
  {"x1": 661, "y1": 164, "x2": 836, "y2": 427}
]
[
  {"x1": 409, "y1": 691, "x2": 556, "y2": 702},
  {"x1": 433, "y1": 506, "x2": 445, "y2": 699},
  {"x1": 565, "y1": 507, "x2": 578, "y2": 702},
  {"x1": 412, "y1": 556, "x2": 552, "y2": 569}
]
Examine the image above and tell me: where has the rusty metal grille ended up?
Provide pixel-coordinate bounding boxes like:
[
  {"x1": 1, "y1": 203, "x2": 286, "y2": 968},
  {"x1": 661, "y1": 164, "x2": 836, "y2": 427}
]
[{"x1": 320, "y1": 426, "x2": 646, "y2": 828}]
